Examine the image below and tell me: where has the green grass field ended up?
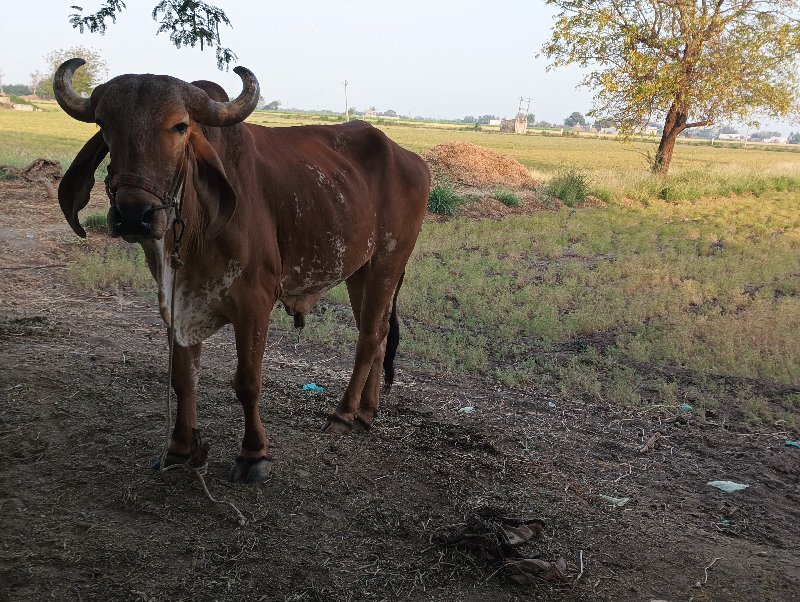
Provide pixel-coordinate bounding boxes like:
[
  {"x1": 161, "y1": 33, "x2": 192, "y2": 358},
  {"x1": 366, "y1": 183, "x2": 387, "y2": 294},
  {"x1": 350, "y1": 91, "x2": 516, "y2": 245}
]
[{"x1": 2, "y1": 104, "x2": 798, "y2": 423}]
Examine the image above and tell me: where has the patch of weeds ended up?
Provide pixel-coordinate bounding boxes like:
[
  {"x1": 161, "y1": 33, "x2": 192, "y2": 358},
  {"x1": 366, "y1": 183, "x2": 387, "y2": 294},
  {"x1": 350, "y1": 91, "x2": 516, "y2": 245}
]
[
  {"x1": 82, "y1": 212, "x2": 108, "y2": 234},
  {"x1": 68, "y1": 245, "x2": 153, "y2": 291},
  {"x1": 738, "y1": 388, "x2": 775, "y2": 425},
  {"x1": 428, "y1": 181, "x2": 464, "y2": 216},
  {"x1": 546, "y1": 169, "x2": 588, "y2": 207},
  {"x1": 604, "y1": 365, "x2": 642, "y2": 406},
  {"x1": 649, "y1": 378, "x2": 679, "y2": 406},
  {"x1": 494, "y1": 187, "x2": 522, "y2": 207},
  {"x1": 556, "y1": 356, "x2": 603, "y2": 400},
  {"x1": 589, "y1": 186, "x2": 614, "y2": 204}
]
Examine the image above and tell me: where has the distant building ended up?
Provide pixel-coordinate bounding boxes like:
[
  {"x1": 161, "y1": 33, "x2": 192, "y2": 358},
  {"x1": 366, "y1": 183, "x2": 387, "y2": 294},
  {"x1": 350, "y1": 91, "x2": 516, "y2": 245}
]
[
  {"x1": 719, "y1": 133, "x2": 746, "y2": 141},
  {"x1": 488, "y1": 119, "x2": 502, "y2": 126},
  {"x1": 600, "y1": 127, "x2": 619, "y2": 135},
  {"x1": 363, "y1": 108, "x2": 377, "y2": 118},
  {"x1": 643, "y1": 126, "x2": 659, "y2": 135},
  {"x1": 764, "y1": 136, "x2": 788, "y2": 144}
]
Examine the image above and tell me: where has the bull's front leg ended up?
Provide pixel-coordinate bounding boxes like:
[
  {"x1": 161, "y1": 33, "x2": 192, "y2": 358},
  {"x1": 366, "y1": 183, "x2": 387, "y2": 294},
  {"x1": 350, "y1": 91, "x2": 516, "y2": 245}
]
[
  {"x1": 153, "y1": 339, "x2": 202, "y2": 468},
  {"x1": 227, "y1": 315, "x2": 272, "y2": 483}
]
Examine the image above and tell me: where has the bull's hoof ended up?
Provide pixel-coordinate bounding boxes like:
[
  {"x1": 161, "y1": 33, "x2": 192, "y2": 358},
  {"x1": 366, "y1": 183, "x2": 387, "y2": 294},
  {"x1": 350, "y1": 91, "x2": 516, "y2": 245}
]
[
  {"x1": 227, "y1": 456, "x2": 272, "y2": 483},
  {"x1": 323, "y1": 413, "x2": 373, "y2": 434},
  {"x1": 150, "y1": 450, "x2": 190, "y2": 470},
  {"x1": 353, "y1": 415, "x2": 373, "y2": 432},
  {"x1": 322, "y1": 414, "x2": 354, "y2": 434}
]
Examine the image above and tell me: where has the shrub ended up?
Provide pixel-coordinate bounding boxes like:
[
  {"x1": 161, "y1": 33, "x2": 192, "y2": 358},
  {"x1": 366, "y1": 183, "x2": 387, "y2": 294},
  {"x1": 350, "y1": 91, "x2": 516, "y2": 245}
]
[
  {"x1": 428, "y1": 182, "x2": 464, "y2": 215},
  {"x1": 82, "y1": 213, "x2": 108, "y2": 234},
  {"x1": 68, "y1": 246, "x2": 152, "y2": 290},
  {"x1": 546, "y1": 169, "x2": 588, "y2": 206},
  {"x1": 494, "y1": 187, "x2": 522, "y2": 207}
]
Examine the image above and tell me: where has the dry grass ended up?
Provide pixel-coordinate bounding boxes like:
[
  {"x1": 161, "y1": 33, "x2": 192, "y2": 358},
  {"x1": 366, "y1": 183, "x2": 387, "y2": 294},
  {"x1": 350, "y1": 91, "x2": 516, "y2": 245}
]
[{"x1": 422, "y1": 141, "x2": 534, "y2": 188}]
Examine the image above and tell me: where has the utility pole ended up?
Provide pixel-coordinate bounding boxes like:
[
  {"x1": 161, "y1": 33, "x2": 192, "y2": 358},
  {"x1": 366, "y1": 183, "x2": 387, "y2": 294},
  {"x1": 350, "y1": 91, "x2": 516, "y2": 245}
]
[
  {"x1": 343, "y1": 80, "x2": 349, "y2": 121},
  {"x1": 518, "y1": 97, "x2": 532, "y2": 120},
  {"x1": 515, "y1": 97, "x2": 532, "y2": 134}
]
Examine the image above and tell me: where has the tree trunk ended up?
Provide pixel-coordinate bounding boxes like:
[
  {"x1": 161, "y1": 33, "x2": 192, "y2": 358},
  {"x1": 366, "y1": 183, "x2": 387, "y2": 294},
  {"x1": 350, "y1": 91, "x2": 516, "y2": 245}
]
[{"x1": 652, "y1": 103, "x2": 687, "y2": 175}]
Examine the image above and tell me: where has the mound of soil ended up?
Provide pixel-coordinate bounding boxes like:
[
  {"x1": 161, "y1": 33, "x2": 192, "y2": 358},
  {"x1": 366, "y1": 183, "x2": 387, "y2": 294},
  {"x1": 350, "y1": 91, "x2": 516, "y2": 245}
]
[
  {"x1": 422, "y1": 141, "x2": 533, "y2": 188},
  {"x1": 0, "y1": 158, "x2": 62, "y2": 182}
]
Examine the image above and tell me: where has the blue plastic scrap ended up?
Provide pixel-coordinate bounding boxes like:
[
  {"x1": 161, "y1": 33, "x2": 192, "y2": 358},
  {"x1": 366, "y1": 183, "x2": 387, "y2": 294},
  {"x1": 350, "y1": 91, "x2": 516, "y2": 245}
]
[
  {"x1": 598, "y1": 494, "x2": 631, "y2": 507},
  {"x1": 785, "y1": 441, "x2": 800, "y2": 449},
  {"x1": 707, "y1": 480, "x2": 749, "y2": 493},
  {"x1": 302, "y1": 383, "x2": 325, "y2": 394},
  {"x1": 680, "y1": 402, "x2": 694, "y2": 412}
]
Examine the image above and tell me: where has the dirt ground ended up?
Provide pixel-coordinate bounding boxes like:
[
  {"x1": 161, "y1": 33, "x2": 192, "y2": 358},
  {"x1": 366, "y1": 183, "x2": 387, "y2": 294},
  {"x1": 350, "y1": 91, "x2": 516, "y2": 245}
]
[{"x1": 1, "y1": 178, "x2": 799, "y2": 602}]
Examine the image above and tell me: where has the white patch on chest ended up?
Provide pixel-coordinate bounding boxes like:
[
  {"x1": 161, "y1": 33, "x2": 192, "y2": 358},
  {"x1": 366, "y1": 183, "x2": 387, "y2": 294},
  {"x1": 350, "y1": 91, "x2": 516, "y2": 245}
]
[{"x1": 155, "y1": 241, "x2": 242, "y2": 346}]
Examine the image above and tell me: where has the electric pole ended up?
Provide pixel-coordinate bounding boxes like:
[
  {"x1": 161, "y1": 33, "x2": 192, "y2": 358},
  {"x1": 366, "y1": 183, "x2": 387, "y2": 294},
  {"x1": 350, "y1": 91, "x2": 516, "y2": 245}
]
[
  {"x1": 518, "y1": 97, "x2": 532, "y2": 120},
  {"x1": 344, "y1": 80, "x2": 349, "y2": 121}
]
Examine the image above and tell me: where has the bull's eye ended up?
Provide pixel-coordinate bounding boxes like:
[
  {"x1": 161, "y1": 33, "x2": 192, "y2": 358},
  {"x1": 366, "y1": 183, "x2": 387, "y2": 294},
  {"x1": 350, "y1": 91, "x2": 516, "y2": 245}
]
[
  {"x1": 173, "y1": 123, "x2": 188, "y2": 134},
  {"x1": 95, "y1": 119, "x2": 105, "y2": 129}
]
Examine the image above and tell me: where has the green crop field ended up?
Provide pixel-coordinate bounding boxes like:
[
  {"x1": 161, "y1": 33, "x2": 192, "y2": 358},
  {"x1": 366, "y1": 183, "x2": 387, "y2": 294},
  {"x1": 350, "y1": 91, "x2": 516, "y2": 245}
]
[{"x1": 2, "y1": 105, "x2": 798, "y2": 423}]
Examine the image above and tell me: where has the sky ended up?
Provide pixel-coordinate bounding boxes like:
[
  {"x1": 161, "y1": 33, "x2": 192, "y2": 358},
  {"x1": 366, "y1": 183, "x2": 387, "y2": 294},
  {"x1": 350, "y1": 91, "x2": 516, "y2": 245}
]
[{"x1": 1, "y1": 0, "x2": 796, "y2": 132}]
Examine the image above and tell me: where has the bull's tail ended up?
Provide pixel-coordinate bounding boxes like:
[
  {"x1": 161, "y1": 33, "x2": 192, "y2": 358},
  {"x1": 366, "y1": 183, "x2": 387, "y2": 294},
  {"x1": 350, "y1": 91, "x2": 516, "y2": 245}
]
[{"x1": 382, "y1": 271, "x2": 405, "y2": 392}]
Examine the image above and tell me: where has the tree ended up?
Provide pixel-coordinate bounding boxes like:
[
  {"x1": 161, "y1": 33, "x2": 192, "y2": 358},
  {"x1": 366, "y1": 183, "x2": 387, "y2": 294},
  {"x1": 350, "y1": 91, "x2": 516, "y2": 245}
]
[
  {"x1": 593, "y1": 117, "x2": 614, "y2": 129},
  {"x1": 477, "y1": 115, "x2": 497, "y2": 125},
  {"x1": 788, "y1": 132, "x2": 800, "y2": 144},
  {"x1": 526, "y1": 112, "x2": 536, "y2": 124},
  {"x1": 68, "y1": 1, "x2": 235, "y2": 69},
  {"x1": 564, "y1": 111, "x2": 586, "y2": 127},
  {"x1": 264, "y1": 100, "x2": 281, "y2": 111},
  {"x1": 38, "y1": 46, "x2": 108, "y2": 99},
  {"x1": 463, "y1": 116, "x2": 476, "y2": 123},
  {"x1": 750, "y1": 130, "x2": 782, "y2": 140},
  {"x1": 2, "y1": 84, "x2": 33, "y2": 96},
  {"x1": 30, "y1": 71, "x2": 45, "y2": 98},
  {"x1": 719, "y1": 125, "x2": 739, "y2": 135},
  {"x1": 543, "y1": 1, "x2": 800, "y2": 174}
]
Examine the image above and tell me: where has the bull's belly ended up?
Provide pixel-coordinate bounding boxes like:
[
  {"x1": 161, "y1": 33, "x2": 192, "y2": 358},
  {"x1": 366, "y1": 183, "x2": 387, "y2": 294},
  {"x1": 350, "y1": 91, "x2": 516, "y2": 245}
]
[{"x1": 279, "y1": 232, "x2": 376, "y2": 297}]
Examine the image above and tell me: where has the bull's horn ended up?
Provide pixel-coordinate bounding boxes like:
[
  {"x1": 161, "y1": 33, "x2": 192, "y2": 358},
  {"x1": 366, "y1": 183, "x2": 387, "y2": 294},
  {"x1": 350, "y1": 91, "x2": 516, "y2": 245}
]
[
  {"x1": 195, "y1": 66, "x2": 260, "y2": 127},
  {"x1": 53, "y1": 58, "x2": 95, "y2": 123}
]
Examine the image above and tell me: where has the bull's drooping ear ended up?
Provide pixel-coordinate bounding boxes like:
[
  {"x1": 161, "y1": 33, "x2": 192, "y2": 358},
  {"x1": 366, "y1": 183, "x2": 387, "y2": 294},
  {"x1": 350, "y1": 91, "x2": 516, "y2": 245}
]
[
  {"x1": 58, "y1": 131, "x2": 109, "y2": 238},
  {"x1": 188, "y1": 130, "x2": 236, "y2": 238}
]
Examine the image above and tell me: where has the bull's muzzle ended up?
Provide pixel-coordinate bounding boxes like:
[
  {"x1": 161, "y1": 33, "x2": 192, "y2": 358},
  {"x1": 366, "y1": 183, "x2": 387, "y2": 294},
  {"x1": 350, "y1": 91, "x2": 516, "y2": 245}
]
[{"x1": 109, "y1": 199, "x2": 166, "y2": 240}]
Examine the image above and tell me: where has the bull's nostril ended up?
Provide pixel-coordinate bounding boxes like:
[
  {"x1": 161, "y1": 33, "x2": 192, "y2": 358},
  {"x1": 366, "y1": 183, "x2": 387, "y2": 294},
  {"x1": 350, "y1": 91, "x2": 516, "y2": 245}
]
[
  {"x1": 111, "y1": 205, "x2": 124, "y2": 228},
  {"x1": 141, "y1": 207, "x2": 155, "y2": 230}
]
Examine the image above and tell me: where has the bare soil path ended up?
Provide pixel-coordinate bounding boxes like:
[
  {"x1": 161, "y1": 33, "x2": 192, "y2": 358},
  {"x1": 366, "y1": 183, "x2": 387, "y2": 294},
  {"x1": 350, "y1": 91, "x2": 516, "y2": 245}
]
[{"x1": 1, "y1": 180, "x2": 798, "y2": 601}]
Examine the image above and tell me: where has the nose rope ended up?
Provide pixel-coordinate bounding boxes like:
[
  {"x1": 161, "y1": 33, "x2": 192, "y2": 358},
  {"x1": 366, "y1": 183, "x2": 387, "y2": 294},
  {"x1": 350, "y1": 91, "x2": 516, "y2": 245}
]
[{"x1": 151, "y1": 148, "x2": 245, "y2": 527}]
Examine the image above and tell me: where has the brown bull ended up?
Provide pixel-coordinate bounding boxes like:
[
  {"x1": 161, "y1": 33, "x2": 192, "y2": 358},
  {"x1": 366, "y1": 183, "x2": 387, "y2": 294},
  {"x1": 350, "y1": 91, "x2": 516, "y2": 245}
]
[{"x1": 54, "y1": 58, "x2": 430, "y2": 483}]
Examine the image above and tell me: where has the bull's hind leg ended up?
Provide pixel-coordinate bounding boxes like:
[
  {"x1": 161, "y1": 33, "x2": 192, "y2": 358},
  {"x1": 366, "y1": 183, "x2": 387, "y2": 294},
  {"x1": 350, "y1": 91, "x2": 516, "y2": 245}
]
[
  {"x1": 324, "y1": 266, "x2": 400, "y2": 434},
  {"x1": 344, "y1": 270, "x2": 387, "y2": 429},
  {"x1": 153, "y1": 340, "x2": 202, "y2": 468},
  {"x1": 227, "y1": 311, "x2": 272, "y2": 483}
]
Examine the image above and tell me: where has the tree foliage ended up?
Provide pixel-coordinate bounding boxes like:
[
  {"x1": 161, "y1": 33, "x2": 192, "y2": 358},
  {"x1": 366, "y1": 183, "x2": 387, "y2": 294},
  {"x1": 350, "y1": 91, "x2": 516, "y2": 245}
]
[
  {"x1": 564, "y1": 111, "x2": 586, "y2": 127},
  {"x1": 2, "y1": 84, "x2": 33, "y2": 96},
  {"x1": 542, "y1": 0, "x2": 800, "y2": 173},
  {"x1": 69, "y1": 1, "x2": 236, "y2": 69},
  {"x1": 38, "y1": 46, "x2": 108, "y2": 99}
]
